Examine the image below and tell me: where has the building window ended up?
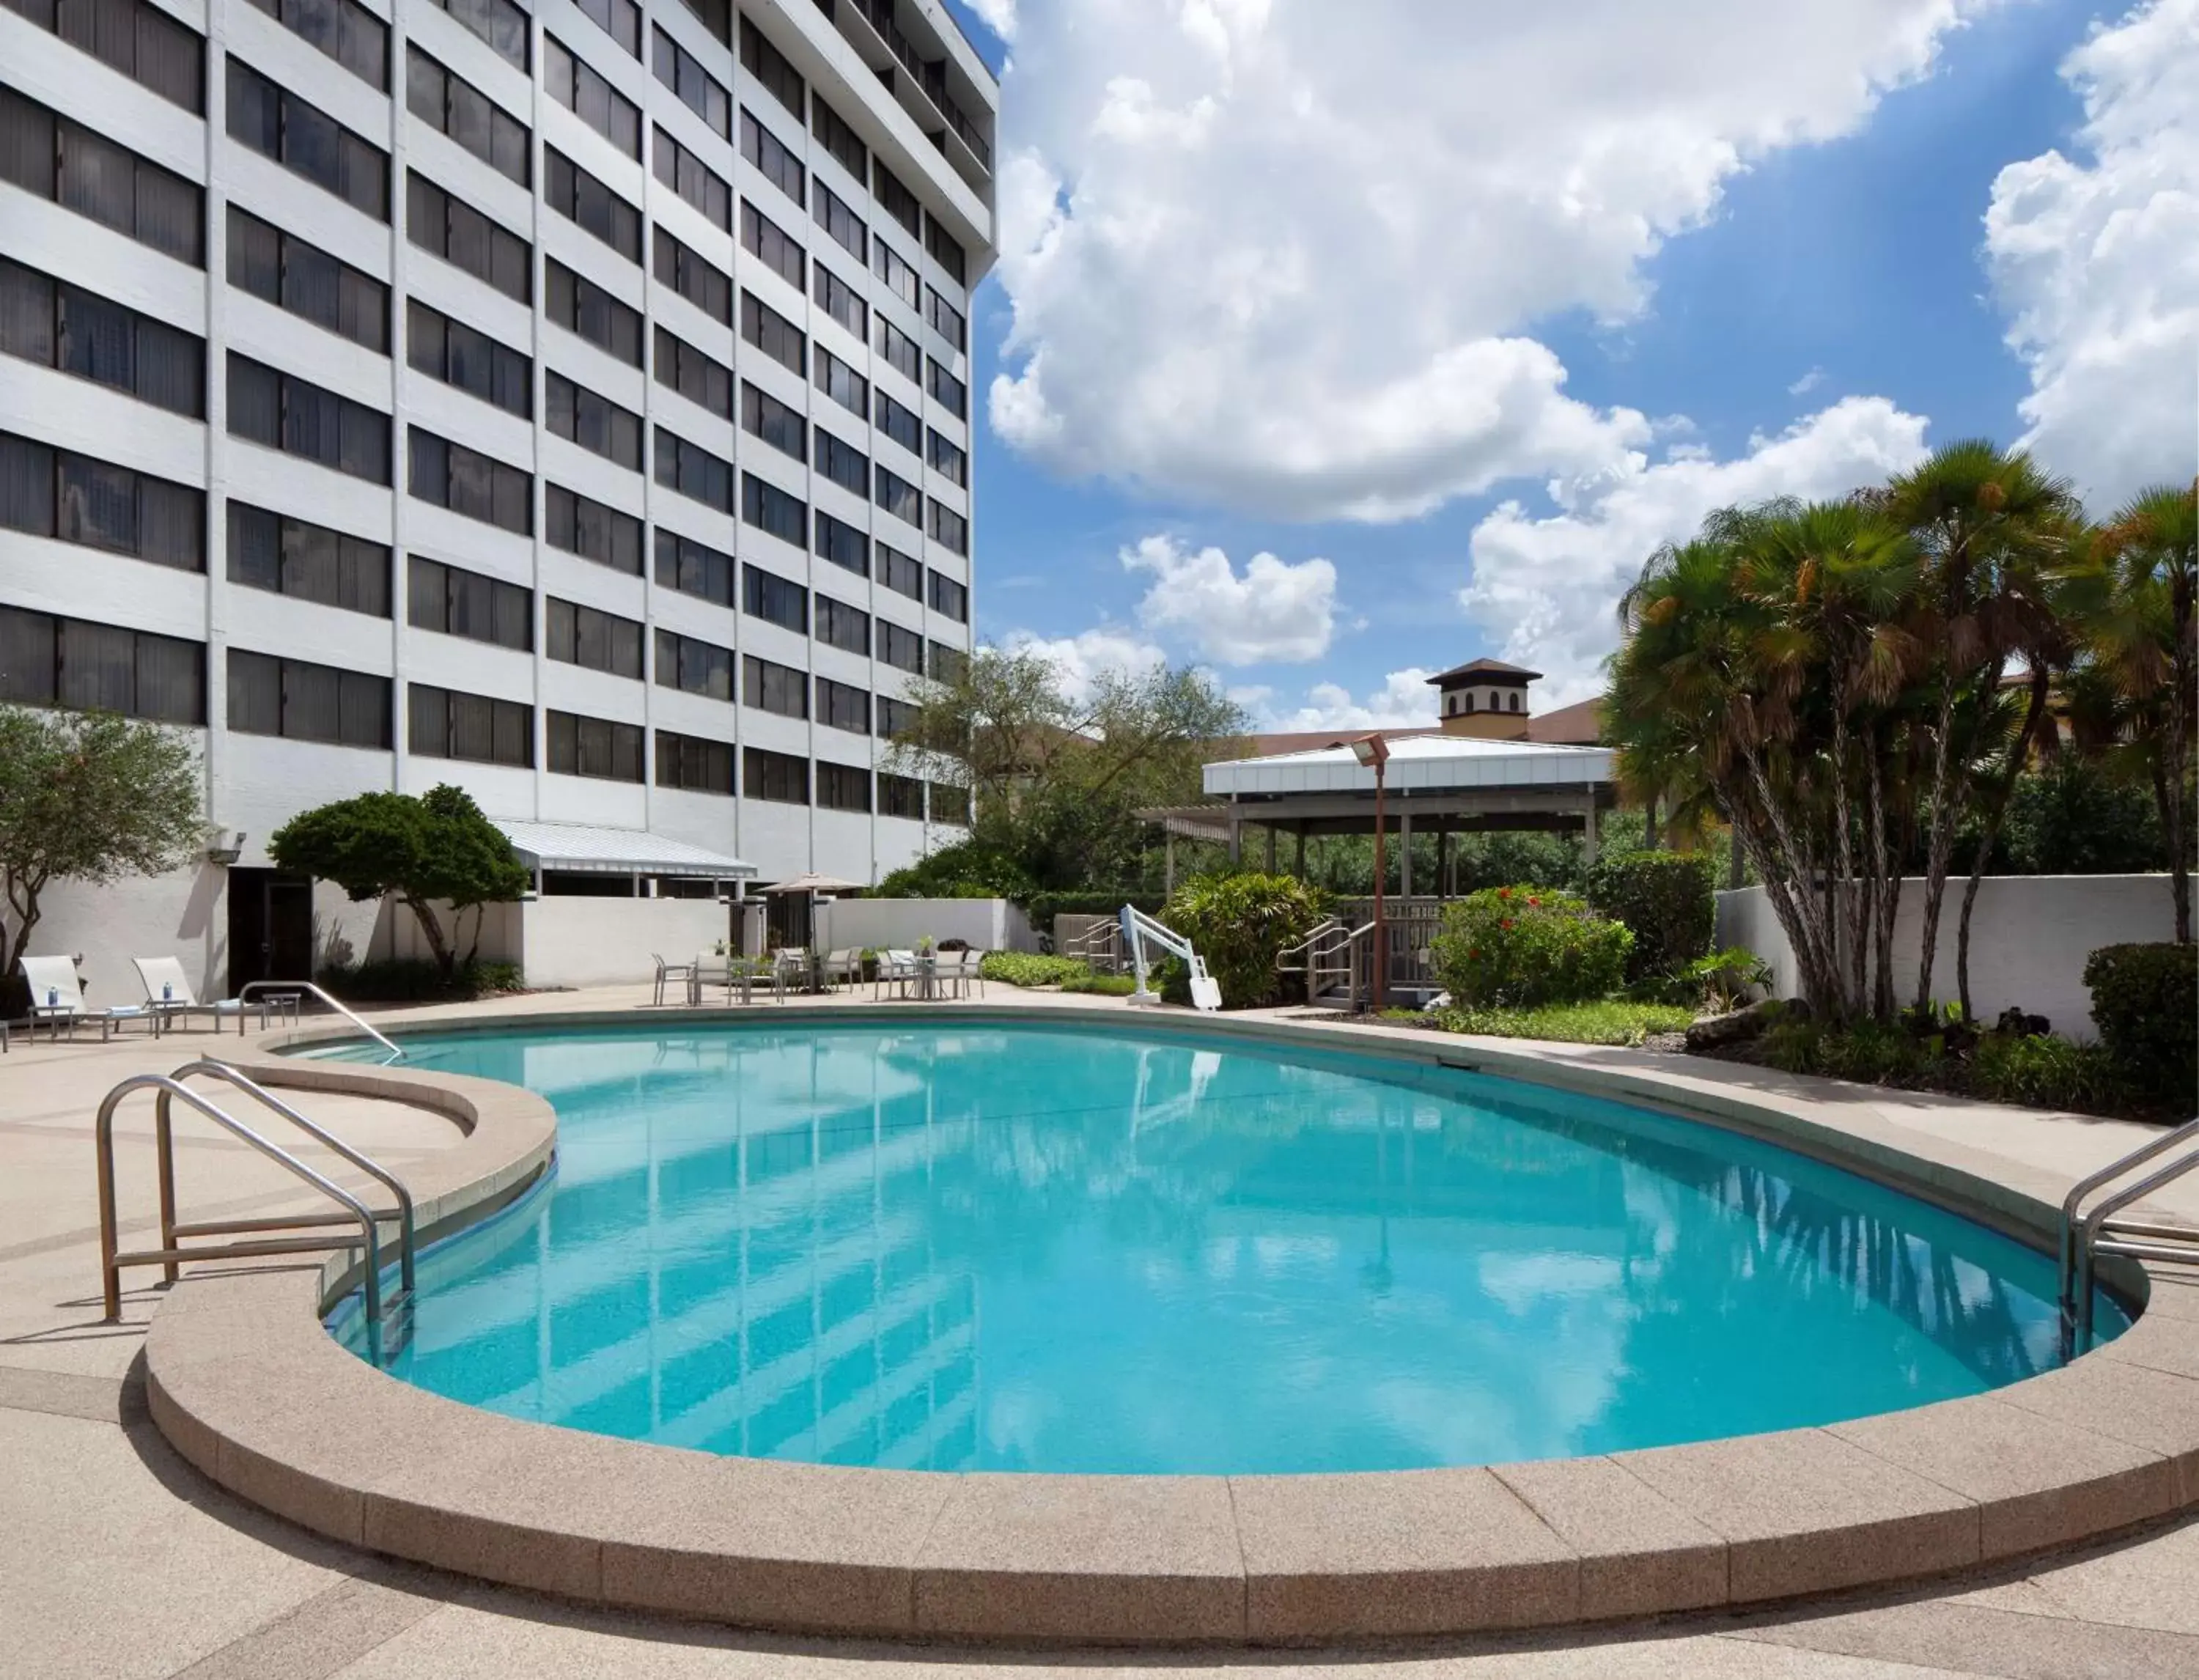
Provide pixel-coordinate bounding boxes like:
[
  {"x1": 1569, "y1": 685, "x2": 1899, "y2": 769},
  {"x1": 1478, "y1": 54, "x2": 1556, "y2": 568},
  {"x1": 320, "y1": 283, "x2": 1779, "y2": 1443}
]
[
  {"x1": 873, "y1": 242, "x2": 919, "y2": 313},
  {"x1": 816, "y1": 677, "x2": 869, "y2": 736},
  {"x1": 405, "y1": 46, "x2": 530, "y2": 185},
  {"x1": 654, "y1": 627, "x2": 733, "y2": 700},
  {"x1": 408, "y1": 301, "x2": 530, "y2": 418},
  {"x1": 874, "y1": 391, "x2": 921, "y2": 455},
  {"x1": 877, "y1": 620, "x2": 922, "y2": 674},
  {"x1": 739, "y1": 106, "x2": 802, "y2": 205},
  {"x1": 657, "y1": 528, "x2": 737, "y2": 608},
  {"x1": 0, "y1": 603, "x2": 204, "y2": 722},
  {"x1": 230, "y1": 504, "x2": 388, "y2": 614},
  {"x1": 816, "y1": 594, "x2": 869, "y2": 656},
  {"x1": 653, "y1": 226, "x2": 732, "y2": 324},
  {"x1": 739, "y1": 202, "x2": 805, "y2": 290},
  {"x1": 407, "y1": 171, "x2": 531, "y2": 303},
  {"x1": 0, "y1": 259, "x2": 204, "y2": 416},
  {"x1": 654, "y1": 427, "x2": 733, "y2": 512},
  {"x1": 548, "y1": 710, "x2": 643, "y2": 781},
  {"x1": 815, "y1": 347, "x2": 867, "y2": 421},
  {"x1": 408, "y1": 555, "x2": 530, "y2": 649},
  {"x1": 425, "y1": 0, "x2": 528, "y2": 72},
  {"x1": 547, "y1": 597, "x2": 644, "y2": 678},
  {"x1": 738, "y1": 15, "x2": 804, "y2": 119},
  {"x1": 925, "y1": 287, "x2": 967, "y2": 354},
  {"x1": 654, "y1": 326, "x2": 733, "y2": 419},
  {"x1": 874, "y1": 465, "x2": 921, "y2": 528},
  {"x1": 243, "y1": 0, "x2": 386, "y2": 89},
  {"x1": 741, "y1": 380, "x2": 806, "y2": 461},
  {"x1": 928, "y1": 641, "x2": 969, "y2": 684},
  {"x1": 875, "y1": 317, "x2": 919, "y2": 386},
  {"x1": 925, "y1": 213, "x2": 967, "y2": 288},
  {"x1": 814, "y1": 509, "x2": 868, "y2": 577},
  {"x1": 227, "y1": 649, "x2": 390, "y2": 748},
  {"x1": 740, "y1": 290, "x2": 806, "y2": 377},
  {"x1": 815, "y1": 429, "x2": 869, "y2": 498},
  {"x1": 928, "y1": 572, "x2": 968, "y2": 624},
  {"x1": 655, "y1": 729, "x2": 732, "y2": 794},
  {"x1": 813, "y1": 263, "x2": 867, "y2": 341},
  {"x1": 742, "y1": 563, "x2": 806, "y2": 633},
  {"x1": 744, "y1": 745, "x2": 808, "y2": 805},
  {"x1": 931, "y1": 781, "x2": 970, "y2": 826},
  {"x1": 879, "y1": 770, "x2": 924, "y2": 817},
  {"x1": 408, "y1": 683, "x2": 532, "y2": 767},
  {"x1": 0, "y1": 87, "x2": 204, "y2": 265},
  {"x1": 876, "y1": 696, "x2": 916, "y2": 740},
  {"x1": 927, "y1": 428, "x2": 968, "y2": 487},
  {"x1": 547, "y1": 34, "x2": 641, "y2": 158},
  {"x1": 1, "y1": 431, "x2": 204, "y2": 573},
  {"x1": 546, "y1": 259, "x2": 642, "y2": 364},
  {"x1": 228, "y1": 209, "x2": 388, "y2": 353},
  {"x1": 548, "y1": 372, "x2": 644, "y2": 470},
  {"x1": 546, "y1": 485, "x2": 642, "y2": 574},
  {"x1": 545, "y1": 147, "x2": 641, "y2": 262},
  {"x1": 927, "y1": 357, "x2": 968, "y2": 420},
  {"x1": 927, "y1": 500, "x2": 968, "y2": 556},
  {"x1": 1509, "y1": 690, "x2": 1522, "y2": 712},
  {"x1": 871, "y1": 160, "x2": 918, "y2": 239},
  {"x1": 741, "y1": 472, "x2": 805, "y2": 546},
  {"x1": 229, "y1": 354, "x2": 390, "y2": 484},
  {"x1": 743, "y1": 655, "x2": 806, "y2": 720},
  {"x1": 811, "y1": 181, "x2": 867, "y2": 265},
  {"x1": 811, "y1": 95, "x2": 865, "y2": 180},
  {"x1": 652, "y1": 126, "x2": 730, "y2": 231},
  {"x1": 9, "y1": 0, "x2": 204, "y2": 111},
  {"x1": 878, "y1": 544, "x2": 923, "y2": 603},
  {"x1": 817, "y1": 760, "x2": 869, "y2": 811},
  {"x1": 227, "y1": 59, "x2": 388, "y2": 220},
  {"x1": 653, "y1": 25, "x2": 730, "y2": 138},
  {"x1": 408, "y1": 427, "x2": 530, "y2": 533},
  {"x1": 574, "y1": 0, "x2": 641, "y2": 59}
]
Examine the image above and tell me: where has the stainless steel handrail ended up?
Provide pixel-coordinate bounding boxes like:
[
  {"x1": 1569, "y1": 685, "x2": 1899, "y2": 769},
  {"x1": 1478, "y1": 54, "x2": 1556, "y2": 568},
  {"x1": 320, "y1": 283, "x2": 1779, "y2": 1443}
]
[
  {"x1": 238, "y1": 979, "x2": 403, "y2": 1060},
  {"x1": 2058, "y1": 1116, "x2": 2199, "y2": 1355},
  {"x1": 96, "y1": 1074, "x2": 394, "y2": 1363},
  {"x1": 158, "y1": 1060, "x2": 416, "y2": 1299}
]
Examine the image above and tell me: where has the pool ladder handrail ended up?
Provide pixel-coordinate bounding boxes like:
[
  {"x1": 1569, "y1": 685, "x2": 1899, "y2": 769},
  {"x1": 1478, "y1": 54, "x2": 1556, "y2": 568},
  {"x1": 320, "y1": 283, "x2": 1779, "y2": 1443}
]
[
  {"x1": 238, "y1": 979, "x2": 404, "y2": 1061},
  {"x1": 2058, "y1": 1115, "x2": 2199, "y2": 1357},
  {"x1": 95, "y1": 1060, "x2": 416, "y2": 1365}
]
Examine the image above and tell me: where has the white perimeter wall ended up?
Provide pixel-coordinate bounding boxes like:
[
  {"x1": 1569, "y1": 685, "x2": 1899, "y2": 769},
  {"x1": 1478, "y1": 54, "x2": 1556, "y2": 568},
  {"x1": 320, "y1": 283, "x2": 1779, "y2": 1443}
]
[
  {"x1": 1716, "y1": 874, "x2": 2178, "y2": 1038},
  {"x1": 814, "y1": 898, "x2": 1039, "y2": 954},
  {"x1": 370, "y1": 896, "x2": 732, "y2": 989}
]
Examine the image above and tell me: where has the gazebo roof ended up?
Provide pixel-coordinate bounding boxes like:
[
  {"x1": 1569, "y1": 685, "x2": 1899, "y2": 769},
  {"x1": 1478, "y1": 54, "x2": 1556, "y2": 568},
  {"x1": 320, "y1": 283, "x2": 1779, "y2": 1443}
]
[{"x1": 1204, "y1": 733, "x2": 1611, "y2": 800}]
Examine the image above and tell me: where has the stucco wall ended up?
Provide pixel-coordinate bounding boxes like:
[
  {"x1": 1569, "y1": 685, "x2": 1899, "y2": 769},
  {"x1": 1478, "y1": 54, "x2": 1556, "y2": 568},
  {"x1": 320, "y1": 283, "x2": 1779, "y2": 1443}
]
[
  {"x1": 367, "y1": 896, "x2": 729, "y2": 988},
  {"x1": 1715, "y1": 874, "x2": 2178, "y2": 1038},
  {"x1": 814, "y1": 898, "x2": 1039, "y2": 954}
]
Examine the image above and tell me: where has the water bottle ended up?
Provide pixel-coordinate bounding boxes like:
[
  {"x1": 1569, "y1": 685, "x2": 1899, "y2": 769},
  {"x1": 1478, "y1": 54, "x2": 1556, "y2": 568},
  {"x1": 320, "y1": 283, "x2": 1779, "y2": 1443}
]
[
  {"x1": 162, "y1": 981, "x2": 174, "y2": 1001},
  {"x1": 47, "y1": 986, "x2": 58, "y2": 1007}
]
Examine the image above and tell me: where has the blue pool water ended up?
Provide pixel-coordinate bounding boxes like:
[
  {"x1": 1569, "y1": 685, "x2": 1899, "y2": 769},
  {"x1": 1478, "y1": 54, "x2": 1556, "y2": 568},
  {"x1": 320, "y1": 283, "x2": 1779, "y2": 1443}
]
[{"x1": 317, "y1": 1021, "x2": 2121, "y2": 1474}]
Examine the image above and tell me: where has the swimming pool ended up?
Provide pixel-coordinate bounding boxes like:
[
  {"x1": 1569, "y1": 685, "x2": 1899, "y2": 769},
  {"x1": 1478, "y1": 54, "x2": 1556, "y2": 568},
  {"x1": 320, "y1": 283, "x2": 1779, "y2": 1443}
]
[{"x1": 317, "y1": 1019, "x2": 2123, "y2": 1475}]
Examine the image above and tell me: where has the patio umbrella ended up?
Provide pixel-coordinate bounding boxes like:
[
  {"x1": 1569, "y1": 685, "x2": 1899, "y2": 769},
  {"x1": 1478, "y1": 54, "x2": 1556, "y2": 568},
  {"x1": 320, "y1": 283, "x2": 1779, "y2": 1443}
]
[{"x1": 760, "y1": 873, "x2": 865, "y2": 895}]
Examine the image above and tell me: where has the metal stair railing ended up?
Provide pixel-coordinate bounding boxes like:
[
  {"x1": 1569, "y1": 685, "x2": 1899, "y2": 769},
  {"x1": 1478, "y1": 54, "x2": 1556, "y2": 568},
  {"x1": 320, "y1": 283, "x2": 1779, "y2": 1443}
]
[
  {"x1": 96, "y1": 1065, "x2": 416, "y2": 1364},
  {"x1": 1280, "y1": 919, "x2": 1369, "y2": 1009},
  {"x1": 1061, "y1": 918, "x2": 1123, "y2": 974},
  {"x1": 2058, "y1": 1116, "x2": 2199, "y2": 1357},
  {"x1": 238, "y1": 979, "x2": 403, "y2": 1061}
]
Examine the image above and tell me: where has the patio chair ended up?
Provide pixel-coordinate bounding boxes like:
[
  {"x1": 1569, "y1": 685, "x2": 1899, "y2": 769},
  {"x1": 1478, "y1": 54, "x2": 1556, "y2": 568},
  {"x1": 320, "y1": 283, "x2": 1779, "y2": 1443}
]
[
  {"x1": 20, "y1": 955, "x2": 154, "y2": 1042},
  {"x1": 651, "y1": 952, "x2": 696, "y2": 1007},
  {"x1": 934, "y1": 949, "x2": 980, "y2": 1000},
  {"x1": 771, "y1": 946, "x2": 811, "y2": 1001},
  {"x1": 874, "y1": 949, "x2": 918, "y2": 1001},
  {"x1": 959, "y1": 949, "x2": 988, "y2": 998},
  {"x1": 131, "y1": 956, "x2": 254, "y2": 1033},
  {"x1": 820, "y1": 948, "x2": 863, "y2": 990}
]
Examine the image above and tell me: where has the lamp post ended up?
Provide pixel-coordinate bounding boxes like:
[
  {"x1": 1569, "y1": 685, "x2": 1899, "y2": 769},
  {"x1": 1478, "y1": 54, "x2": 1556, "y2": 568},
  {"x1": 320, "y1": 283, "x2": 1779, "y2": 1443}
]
[{"x1": 1348, "y1": 734, "x2": 1391, "y2": 1012}]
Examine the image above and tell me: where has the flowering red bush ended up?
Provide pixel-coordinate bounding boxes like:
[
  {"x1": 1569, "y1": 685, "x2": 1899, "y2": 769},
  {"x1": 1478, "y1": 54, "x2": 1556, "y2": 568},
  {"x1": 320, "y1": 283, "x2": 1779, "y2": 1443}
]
[{"x1": 1430, "y1": 884, "x2": 1633, "y2": 1007}]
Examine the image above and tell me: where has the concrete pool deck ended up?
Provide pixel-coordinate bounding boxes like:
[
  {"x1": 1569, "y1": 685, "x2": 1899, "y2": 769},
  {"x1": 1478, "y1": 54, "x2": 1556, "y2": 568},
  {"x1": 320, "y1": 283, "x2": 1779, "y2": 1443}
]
[{"x1": 5, "y1": 983, "x2": 2199, "y2": 1675}]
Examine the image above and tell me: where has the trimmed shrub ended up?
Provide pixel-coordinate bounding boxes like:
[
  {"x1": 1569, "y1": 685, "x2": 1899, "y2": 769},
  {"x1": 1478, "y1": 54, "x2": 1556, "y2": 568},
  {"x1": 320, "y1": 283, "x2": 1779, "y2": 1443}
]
[
  {"x1": 1160, "y1": 872, "x2": 1328, "y2": 1009},
  {"x1": 2084, "y1": 942, "x2": 2199, "y2": 1102},
  {"x1": 1025, "y1": 890, "x2": 1165, "y2": 926},
  {"x1": 1431, "y1": 885, "x2": 1633, "y2": 1009},
  {"x1": 1061, "y1": 971, "x2": 1138, "y2": 996},
  {"x1": 317, "y1": 959, "x2": 524, "y2": 1002},
  {"x1": 979, "y1": 951, "x2": 1091, "y2": 988},
  {"x1": 1583, "y1": 850, "x2": 1715, "y2": 984},
  {"x1": 1972, "y1": 1032, "x2": 2127, "y2": 1114}
]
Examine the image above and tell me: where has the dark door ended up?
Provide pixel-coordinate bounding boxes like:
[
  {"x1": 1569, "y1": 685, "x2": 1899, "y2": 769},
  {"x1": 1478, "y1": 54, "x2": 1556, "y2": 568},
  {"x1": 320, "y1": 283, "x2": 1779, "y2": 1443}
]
[{"x1": 227, "y1": 869, "x2": 315, "y2": 993}]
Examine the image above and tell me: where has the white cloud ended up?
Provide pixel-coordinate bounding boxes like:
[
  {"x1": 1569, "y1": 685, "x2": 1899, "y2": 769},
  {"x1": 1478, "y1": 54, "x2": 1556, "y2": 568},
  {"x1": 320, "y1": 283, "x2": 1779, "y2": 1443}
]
[
  {"x1": 1459, "y1": 397, "x2": 1933, "y2": 704},
  {"x1": 1263, "y1": 669, "x2": 1438, "y2": 733},
  {"x1": 1986, "y1": 0, "x2": 2199, "y2": 509},
  {"x1": 988, "y1": 0, "x2": 1992, "y2": 521},
  {"x1": 1122, "y1": 534, "x2": 1336, "y2": 664},
  {"x1": 1788, "y1": 367, "x2": 1827, "y2": 397},
  {"x1": 1001, "y1": 626, "x2": 1168, "y2": 707},
  {"x1": 962, "y1": 0, "x2": 1017, "y2": 43}
]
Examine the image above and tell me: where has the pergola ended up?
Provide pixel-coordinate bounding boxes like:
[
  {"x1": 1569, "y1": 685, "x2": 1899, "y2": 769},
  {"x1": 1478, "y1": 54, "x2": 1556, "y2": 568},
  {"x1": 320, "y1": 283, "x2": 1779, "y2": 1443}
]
[{"x1": 1146, "y1": 734, "x2": 1618, "y2": 894}]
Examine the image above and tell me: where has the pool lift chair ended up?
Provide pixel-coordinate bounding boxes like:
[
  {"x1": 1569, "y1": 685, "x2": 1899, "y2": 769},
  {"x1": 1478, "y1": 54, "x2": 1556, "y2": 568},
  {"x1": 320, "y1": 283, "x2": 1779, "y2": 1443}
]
[{"x1": 1120, "y1": 905, "x2": 1223, "y2": 1012}]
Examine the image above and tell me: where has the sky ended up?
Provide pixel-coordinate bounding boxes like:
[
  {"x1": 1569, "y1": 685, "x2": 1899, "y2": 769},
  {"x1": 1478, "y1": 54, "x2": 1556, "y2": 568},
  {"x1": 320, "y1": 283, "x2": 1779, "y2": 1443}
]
[{"x1": 938, "y1": 0, "x2": 2199, "y2": 728}]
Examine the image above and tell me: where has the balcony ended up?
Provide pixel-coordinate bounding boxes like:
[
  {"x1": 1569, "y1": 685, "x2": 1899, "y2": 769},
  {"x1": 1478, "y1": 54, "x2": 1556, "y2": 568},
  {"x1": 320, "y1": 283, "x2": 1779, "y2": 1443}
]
[{"x1": 811, "y1": 0, "x2": 993, "y2": 189}]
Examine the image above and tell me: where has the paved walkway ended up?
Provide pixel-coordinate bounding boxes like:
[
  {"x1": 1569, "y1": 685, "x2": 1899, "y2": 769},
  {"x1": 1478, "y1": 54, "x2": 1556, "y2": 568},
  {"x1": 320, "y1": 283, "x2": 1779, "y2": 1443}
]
[{"x1": 4, "y1": 985, "x2": 2197, "y2": 1677}]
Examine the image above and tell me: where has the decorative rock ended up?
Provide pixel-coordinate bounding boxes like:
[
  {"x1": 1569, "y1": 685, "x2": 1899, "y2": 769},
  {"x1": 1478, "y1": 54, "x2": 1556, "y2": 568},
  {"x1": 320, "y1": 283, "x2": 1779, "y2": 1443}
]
[{"x1": 1685, "y1": 998, "x2": 1782, "y2": 1051}]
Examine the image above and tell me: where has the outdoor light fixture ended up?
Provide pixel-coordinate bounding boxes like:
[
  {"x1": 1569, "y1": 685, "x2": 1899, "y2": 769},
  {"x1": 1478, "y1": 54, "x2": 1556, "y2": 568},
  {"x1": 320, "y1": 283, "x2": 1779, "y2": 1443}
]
[
  {"x1": 205, "y1": 830, "x2": 245, "y2": 866},
  {"x1": 1333, "y1": 734, "x2": 1391, "y2": 1012}
]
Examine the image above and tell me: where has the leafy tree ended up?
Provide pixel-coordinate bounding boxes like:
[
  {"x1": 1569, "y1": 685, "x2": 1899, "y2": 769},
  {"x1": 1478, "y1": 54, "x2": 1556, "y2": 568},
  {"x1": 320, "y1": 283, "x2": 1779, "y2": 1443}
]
[
  {"x1": 1160, "y1": 872, "x2": 1327, "y2": 1008},
  {"x1": 268, "y1": 785, "x2": 529, "y2": 979},
  {"x1": 0, "y1": 706, "x2": 204, "y2": 992}
]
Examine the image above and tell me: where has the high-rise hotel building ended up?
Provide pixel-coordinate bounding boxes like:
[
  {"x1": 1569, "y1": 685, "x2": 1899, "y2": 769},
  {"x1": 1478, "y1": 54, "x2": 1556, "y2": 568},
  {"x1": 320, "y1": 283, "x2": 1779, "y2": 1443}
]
[{"x1": 0, "y1": 0, "x2": 993, "y2": 990}]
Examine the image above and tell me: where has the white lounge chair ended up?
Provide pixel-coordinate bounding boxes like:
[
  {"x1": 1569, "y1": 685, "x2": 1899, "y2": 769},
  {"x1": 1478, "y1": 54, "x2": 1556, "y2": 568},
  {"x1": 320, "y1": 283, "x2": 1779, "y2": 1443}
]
[
  {"x1": 820, "y1": 948, "x2": 863, "y2": 990},
  {"x1": 130, "y1": 957, "x2": 254, "y2": 1034},
  {"x1": 874, "y1": 949, "x2": 918, "y2": 1001},
  {"x1": 650, "y1": 952, "x2": 696, "y2": 1006},
  {"x1": 20, "y1": 955, "x2": 154, "y2": 1042}
]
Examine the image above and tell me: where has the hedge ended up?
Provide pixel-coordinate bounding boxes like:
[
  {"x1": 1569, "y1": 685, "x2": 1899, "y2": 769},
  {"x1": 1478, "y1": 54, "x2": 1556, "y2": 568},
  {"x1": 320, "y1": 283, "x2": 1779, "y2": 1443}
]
[
  {"x1": 1159, "y1": 872, "x2": 1327, "y2": 1009},
  {"x1": 2084, "y1": 942, "x2": 2198, "y2": 1103},
  {"x1": 1584, "y1": 850, "x2": 1715, "y2": 984},
  {"x1": 1430, "y1": 885, "x2": 1632, "y2": 1008}
]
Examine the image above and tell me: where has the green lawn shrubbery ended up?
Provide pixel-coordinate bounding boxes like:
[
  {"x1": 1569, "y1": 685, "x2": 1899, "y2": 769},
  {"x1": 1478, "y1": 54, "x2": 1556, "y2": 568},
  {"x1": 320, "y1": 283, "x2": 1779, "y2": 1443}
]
[
  {"x1": 979, "y1": 952, "x2": 1094, "y2": 988},
  {"x1": 1584, "y1": 850, "x2": 1715, "y2": 985},
  {"x1": 1430, "y1": 885, "x2": 1633, "y2": 1008},
  {"x1": 1160, "y1": 872, "x2": 1327, "y2": 1009},
  {"x1": 318, "y1": 959, "x2": 525, "y2": 1002},
  {"x1": 1399, "y1": 1000, "x2": 1692, "y2": 1047},
  {"x1": 2083, "y1": 943, "x2": 2198, "y2": 1104}
]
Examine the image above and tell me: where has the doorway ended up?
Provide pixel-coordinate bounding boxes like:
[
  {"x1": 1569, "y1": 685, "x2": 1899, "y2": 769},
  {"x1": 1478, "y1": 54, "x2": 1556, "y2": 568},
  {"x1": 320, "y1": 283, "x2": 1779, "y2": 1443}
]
[{"x1": 227, "y1": 868, "x2": 314, "y2": 994}]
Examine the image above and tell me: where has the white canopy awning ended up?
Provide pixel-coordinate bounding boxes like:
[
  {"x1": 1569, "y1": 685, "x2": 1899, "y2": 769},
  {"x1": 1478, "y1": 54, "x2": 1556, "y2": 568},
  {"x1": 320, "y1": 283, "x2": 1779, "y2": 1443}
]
[
  {"x1": 1204, "y1": 732, "x2": 1612, "y2": 798},
  {"x1": 493, "y1": 819, "x2": 756, "y2": 880}
]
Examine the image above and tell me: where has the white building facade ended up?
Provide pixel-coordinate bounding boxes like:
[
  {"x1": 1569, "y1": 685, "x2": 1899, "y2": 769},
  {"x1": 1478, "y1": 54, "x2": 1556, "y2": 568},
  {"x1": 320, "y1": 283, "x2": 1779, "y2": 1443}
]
[{"x1": 1, "y1": 0, "x2": 992, "y2": 998}]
